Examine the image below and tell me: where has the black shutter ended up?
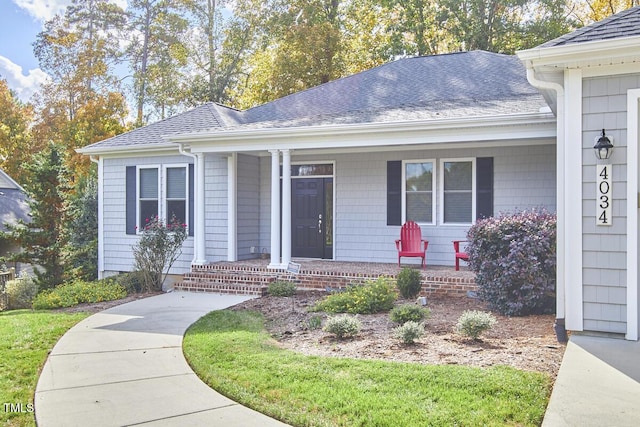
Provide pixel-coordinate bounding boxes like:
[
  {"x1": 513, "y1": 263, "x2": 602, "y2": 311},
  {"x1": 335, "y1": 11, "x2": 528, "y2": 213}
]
[
  {"x1": 387, "y1": 161, "x2": 402, "y2": 226},
  {"x1": 476, "y1": 157, "x2": 493, "y2": 220},
  {"x1": 126, "y1": 166, "x2": 137, "y2": 234},
  {"x1": 189, "y1": 163, "x2": 194, "y2": 237}
]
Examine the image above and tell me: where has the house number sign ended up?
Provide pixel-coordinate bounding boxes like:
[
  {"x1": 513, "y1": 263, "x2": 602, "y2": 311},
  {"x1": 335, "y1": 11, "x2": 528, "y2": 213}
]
[{"x1": 596, "y1": 164, "x2": 612, "y2": 226}]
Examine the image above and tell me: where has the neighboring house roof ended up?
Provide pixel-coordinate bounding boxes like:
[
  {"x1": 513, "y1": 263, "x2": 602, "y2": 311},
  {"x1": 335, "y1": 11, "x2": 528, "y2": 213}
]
[
  {"x1": 540, "y1": 6, "x2": 640, "y2": 47},
  {"x1": 80, "y1": 51, "x2": 548, "y2": 153},
  {"x1": 80, "y1": 102, "x2": 241, "y2": 153},
  {"x1": 0, "y1": 169, "x2": 30, "y2": 232}
]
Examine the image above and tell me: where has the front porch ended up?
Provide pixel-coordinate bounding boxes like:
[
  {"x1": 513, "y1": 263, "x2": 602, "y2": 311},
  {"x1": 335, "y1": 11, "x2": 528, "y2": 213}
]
[{"x1": 175, "y1": 259, "x2": 476, "y2": 297}]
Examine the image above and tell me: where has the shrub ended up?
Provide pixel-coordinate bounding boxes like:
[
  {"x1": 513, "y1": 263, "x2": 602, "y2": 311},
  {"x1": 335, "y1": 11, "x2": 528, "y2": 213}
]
[
  {"x1": 323, "y1": 314, "x2": 361, "y2": 339},
  {"x1": 268, "y1": 280, "x2": 296, "y2": 297},
  {"x1": 5, "y1": 274, "x2": 37, "y2": 309},
  {"x1": 389, "y1": 304, "x2": 430, "y2": 325},
  {"x1": 114, "y1": 271, "x2": 146, "y2": 294},
  {"x1": 396, "y1": 268, "x2": 422, "y2": 299},
  {"x1": 313, "y1": 277, "x2": 397, "y2": 314},
  {"x1": 455, "y1": 310, "x2": 497, "y2": 340},
  {"x1": 307, "y1": 315, "x2": 323, "y2": 330},
  {"x1": 466, "y1": 209, "x2": 556, "y2": 316},
  {"x1": 32, "y1": 279, "x2": 127, "y2": 310},
  {"x1": 393, "y1": 321, "x2": 424, "y2": 344},
  {"x1": 132, "y1": 216, "x2": 187, "y2": 292}
]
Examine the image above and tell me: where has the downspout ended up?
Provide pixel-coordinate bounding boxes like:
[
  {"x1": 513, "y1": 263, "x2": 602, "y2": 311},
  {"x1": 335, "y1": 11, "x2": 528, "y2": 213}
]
[
  {"x1": 177, "y1": 144, "x2": 201, "y2": 265},
  {"x1": 525, "y1": 65, "x2": 568, "y2": 343},
  {"x1": 89, "y1": 156, "x2": 104, "y2": 280}
]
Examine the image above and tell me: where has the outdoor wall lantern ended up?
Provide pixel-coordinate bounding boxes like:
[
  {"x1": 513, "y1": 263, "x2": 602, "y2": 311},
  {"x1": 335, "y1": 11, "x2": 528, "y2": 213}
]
[{"x1": 593, "y1": 129, "x2": 614, "y2": 160}]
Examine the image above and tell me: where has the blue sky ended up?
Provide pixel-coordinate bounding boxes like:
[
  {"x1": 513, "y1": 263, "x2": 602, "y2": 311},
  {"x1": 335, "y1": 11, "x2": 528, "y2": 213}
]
[{"x1": 0, "y1": 0, "x2": 126, "y2": 103}]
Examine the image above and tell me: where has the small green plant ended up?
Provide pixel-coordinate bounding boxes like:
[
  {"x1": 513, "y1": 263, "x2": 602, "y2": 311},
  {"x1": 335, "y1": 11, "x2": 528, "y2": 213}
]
[
  {"x1": 396, "y1": 268, "x2": 422, "y2": 299},
  {"x1": 323, "y1": 314, "x2": 361, "y2": 339},
  {"x1": 393, "y1": 321, "x2": 424, "y2": 344},
  {"x1": 455, "y1": 310, "x2": 497, "y2": 340},
  {"x1": 268, "y1": 280, "x2": 296, "y2": 297},
  {"x1": 32, "y1": 279, "x2": 127, "y2": 310},
  {"x1": 390, "y1": 304, "x2": 430, "y2": 324},
  {"x1": 312, "y1": 276, "x2": 397, "y2": 314},
  {"x1": 307, "y1": 315, "x2": 323, "y2": 330},
  {"x1": 5, "y1": 274, "x2": 37, "y2": 310}
]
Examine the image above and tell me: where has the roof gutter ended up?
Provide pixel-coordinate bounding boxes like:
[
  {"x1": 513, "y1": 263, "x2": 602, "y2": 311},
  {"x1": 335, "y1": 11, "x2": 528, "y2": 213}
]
[{"x1": 524, "y1": 64, "x2": 567, "y2": 342}]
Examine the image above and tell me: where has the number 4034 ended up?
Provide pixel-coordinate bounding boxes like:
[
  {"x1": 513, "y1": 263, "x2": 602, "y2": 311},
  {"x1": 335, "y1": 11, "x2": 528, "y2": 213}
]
[{"x1": 597, "y1": 164, "x2": 612, "y2": 226}]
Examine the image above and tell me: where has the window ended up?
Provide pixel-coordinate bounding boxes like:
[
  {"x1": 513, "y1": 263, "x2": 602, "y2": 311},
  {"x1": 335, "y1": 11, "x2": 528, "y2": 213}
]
[
  {"x1": 403, "y1": 160, "x2": 435, "y2": 224},
  {"x1": 134, "y1": 165, "x2": 189, "y2": 232},
  {"x1": 441, "y1": 159, "x2": 475, "y2": 224},
  {"x1": 138, "y1": 167, "x2": 159, "y2": 227},
  {"x1": 166, "y1": 166, "x2": 187, "y2": 225}
]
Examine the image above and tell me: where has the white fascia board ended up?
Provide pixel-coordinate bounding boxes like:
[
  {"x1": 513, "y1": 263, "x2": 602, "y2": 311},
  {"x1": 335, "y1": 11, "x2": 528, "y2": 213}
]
[
  {"x1": 167, "y1": 113, "x2": 556, "y2": 154},
  {"x1": 76, "y1": 143, "x2": 181, "y2": 158},
  {"x1": 517, "y1": 36, "x2": 640, "y2": 70}
]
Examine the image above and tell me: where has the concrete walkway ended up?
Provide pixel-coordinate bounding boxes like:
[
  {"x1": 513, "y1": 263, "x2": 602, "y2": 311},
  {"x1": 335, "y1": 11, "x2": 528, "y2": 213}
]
[
  {"x1": 35, "y1": 292, "x2": 289, "y2": 427},
  {"x1": 543, "y1": 334, "x2": 640, "y2": 426}
]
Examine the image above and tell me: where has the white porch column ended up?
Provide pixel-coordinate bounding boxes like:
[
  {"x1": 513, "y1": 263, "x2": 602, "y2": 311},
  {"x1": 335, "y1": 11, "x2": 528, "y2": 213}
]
[
  {"x1": 269, "y1": 150, "x2": 281, "y2": 268},
  {"x1": 193, "y1": 153, "x2": 207, "y2": 265},
  {"x1": 281, "y1": 149, "x2": 292, "y2": 266},
  {"x1": 227, "y1": 153, "x2": 238, "y2": 262}
]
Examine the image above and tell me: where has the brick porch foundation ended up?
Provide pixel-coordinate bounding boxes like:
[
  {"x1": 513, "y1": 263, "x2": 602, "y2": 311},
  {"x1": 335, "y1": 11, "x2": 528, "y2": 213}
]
[{"x1": 176, "y1": 259, "x2": 476, "y2": 297}]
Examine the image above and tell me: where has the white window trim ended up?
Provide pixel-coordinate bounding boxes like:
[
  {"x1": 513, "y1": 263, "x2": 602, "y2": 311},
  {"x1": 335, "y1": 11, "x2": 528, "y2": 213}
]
[
  {"x1": 136, "y1": 164, "x2": 160, "y2": 233},
  {"x1": 136, "y1": 163, "x2": 190, "y2": 233},
  {"x1": 402, "y1": 159, "x2": 436, "y2": 226},
  {"x1": 439, "y1": 158, "x2": 476, "y2": 226},
  {"x1": 162, "y1": 163, "x2": 190, "y2": 228}
]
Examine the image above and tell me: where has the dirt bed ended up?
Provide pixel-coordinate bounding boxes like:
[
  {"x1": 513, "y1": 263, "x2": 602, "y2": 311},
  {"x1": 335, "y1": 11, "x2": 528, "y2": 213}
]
[{"x1": 231, "y1": 292, "x2": 565, "y2": 378}]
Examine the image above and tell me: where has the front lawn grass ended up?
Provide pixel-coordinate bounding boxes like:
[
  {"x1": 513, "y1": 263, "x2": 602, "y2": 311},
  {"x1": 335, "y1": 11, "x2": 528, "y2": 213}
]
[
  {"x1": 184, "y1": 310, "x2": 552, "y2": 427},
  {"x1": 0, "y1": 310, "x2": 90, "y2": 427}
]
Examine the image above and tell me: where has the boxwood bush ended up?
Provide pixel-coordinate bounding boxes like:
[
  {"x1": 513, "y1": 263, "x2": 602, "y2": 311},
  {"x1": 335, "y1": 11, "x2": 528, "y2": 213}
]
[
  {"x1": 466, "y1": 209, "x2": 556, "y2": 316},
  {"x1": 396, "y1": 268, "x2": 422, "y2": 299}
]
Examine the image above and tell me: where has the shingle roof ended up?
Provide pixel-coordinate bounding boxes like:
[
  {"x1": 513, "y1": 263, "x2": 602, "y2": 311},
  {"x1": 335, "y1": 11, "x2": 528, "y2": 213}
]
[
  {"x1": 541, "y1": 6, "x2": 640, "y2": 47},
  {"x1": 0, "y1": 169, "x2": 30, "y2": 231},
  {"x1": 242, "y1": 51, "x2": 544, "y2": 126},
  {"x1": 81, "y1": 102, "x2": 241, "y2": 151},
  {"x1": 82, "y1": 51, "x2": 547, "y2": 151}
]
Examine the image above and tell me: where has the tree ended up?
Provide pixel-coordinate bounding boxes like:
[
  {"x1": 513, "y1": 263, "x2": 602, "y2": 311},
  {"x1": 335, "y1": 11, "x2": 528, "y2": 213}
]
[
  {"x1": 127, "y1": 0, "x2": 189, "y2": 125},
  {"x1": 381, "y1": 0, "x2": 445, "y2": 56},
  {"x1": 63, "y1": 168, "x2": 98, "y2": 281},
  {"x1": 179, "y1": 0, "x2": 272, "y2": 106},
  {"x1": 571, "y1": 0, "x2": 639, "y2": 24},
  {"x1": 0, "y1": 79, "x2": 34, "y2": 186},
  {"x1": 3, "y1": 143, "x2": 69, "y2": 290},
  {"x1": 32, "y1": 0, "x2": 129, "y2": 179}
]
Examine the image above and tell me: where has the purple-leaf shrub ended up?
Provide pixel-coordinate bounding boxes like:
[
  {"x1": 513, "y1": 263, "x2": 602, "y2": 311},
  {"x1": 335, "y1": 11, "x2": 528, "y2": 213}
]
[{"x1": 466, "y1": 209, "x2": 556, "y2": 316}]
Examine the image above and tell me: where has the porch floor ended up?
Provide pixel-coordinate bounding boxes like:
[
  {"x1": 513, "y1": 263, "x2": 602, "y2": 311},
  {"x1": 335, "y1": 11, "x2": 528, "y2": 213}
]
[{"x1": 176, "y1": 259, "x2": 476, "y2": 296}]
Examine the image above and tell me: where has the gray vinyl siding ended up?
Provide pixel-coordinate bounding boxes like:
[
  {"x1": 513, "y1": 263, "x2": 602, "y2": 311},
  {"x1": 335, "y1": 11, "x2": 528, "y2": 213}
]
[
  {"x1": 581, "y1": 74, "x2": 640, "y2": 334},
  {"x1": 237, "y1": 154, "x2": 260, "y2": 260},
  {"x1": 204, "y1": 154, "x2": 229, "y2": 262},
  {"x1": 101, "y1": 155, "x2": 195, "y2": 275},
  {"x1": 256, "y1": 143, "x2": 556, "y2": 266}
]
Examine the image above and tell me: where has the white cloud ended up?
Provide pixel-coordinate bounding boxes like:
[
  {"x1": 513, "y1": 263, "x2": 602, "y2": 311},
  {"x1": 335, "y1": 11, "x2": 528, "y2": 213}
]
[
  {"x1": 12, "y1": 0, "x2": 72, "y2": 22},
  {"x1": 0, "y1": 56, "x2": 49, "y2": 102},
  {"x1": 13, "y1": 0, "x2": 128, "y2": 22}
]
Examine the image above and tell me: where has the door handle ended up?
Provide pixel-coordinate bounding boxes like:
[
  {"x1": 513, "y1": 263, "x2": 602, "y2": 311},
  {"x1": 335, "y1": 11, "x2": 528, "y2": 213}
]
[{"x1": 318, "y1": 214, "x2": 322, "y2": 233}]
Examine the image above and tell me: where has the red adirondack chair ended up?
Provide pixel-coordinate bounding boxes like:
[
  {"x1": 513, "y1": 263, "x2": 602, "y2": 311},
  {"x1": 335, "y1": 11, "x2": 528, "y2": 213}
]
[
  {"x1": 395, "y1": 221, "x2": 429, "y2": 269},
  {"x1": 453, "y1": 240, "x2": 469, "y2": 271}
]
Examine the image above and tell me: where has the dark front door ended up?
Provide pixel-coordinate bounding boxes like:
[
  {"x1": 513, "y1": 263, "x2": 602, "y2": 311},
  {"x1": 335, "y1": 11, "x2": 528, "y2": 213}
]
[{"x1": 292, "y1": 178, "x2": 333, "y2": 258}]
